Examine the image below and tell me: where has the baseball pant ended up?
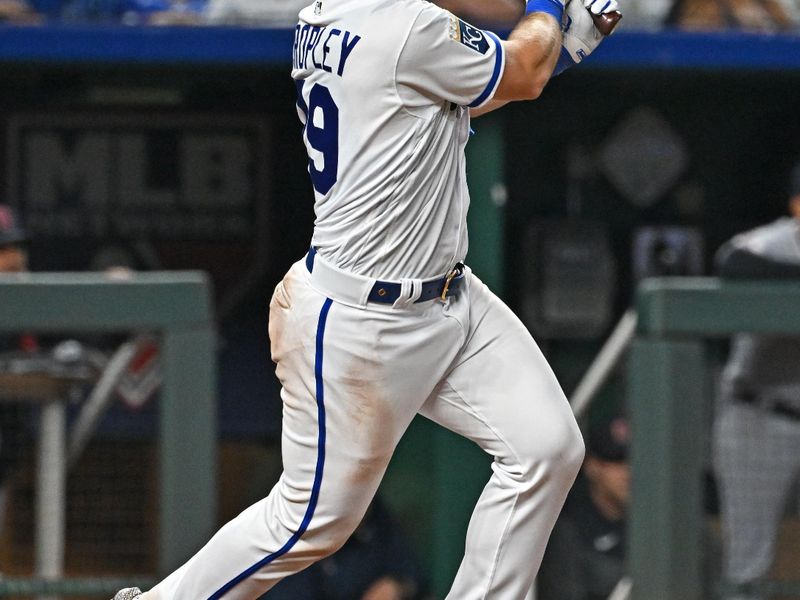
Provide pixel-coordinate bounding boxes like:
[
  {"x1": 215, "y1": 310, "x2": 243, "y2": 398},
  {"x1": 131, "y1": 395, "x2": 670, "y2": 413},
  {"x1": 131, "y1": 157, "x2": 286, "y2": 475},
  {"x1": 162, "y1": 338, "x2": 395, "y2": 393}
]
[
  {"x1": 150, "y1": 256, "x2": 584, "y2": 600},
  {"x1": 713, "y1": 399, "x2": 800, "y2": 597}
]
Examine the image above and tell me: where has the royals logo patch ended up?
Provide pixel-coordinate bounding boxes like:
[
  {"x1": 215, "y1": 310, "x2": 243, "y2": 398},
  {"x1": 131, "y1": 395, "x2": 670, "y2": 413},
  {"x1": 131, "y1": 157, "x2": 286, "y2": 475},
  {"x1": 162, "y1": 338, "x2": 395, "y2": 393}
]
[{"x1": 449, "y1": 15, "x2": 490, "y2": 55}]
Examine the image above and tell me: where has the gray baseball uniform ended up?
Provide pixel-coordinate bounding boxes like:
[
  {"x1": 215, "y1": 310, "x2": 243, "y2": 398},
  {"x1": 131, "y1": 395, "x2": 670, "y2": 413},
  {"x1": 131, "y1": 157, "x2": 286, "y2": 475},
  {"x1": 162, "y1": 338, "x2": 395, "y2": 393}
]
[
  {"x1": 144, "y1": 1, "x2": 585, "y2": 598},
  {"x1": 713, "y1": 216, "x2": 800, "y2": 598}
]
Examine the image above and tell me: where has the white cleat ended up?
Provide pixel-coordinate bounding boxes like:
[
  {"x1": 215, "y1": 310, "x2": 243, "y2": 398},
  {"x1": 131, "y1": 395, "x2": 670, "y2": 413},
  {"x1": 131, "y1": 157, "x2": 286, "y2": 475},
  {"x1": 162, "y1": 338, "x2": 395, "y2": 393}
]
[{"x1": 112, "y1": 588, "x2": 142, "y2": 600}]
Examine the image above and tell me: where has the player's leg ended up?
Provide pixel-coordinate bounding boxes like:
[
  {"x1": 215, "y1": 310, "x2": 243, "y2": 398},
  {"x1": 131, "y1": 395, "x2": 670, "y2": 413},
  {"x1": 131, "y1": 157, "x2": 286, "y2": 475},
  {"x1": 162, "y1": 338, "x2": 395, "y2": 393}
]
[
  {"x1": 713, "y1": 400, "x2": 800, "y2": 595},
  {"x1": 147, "y1": 261, "x2": 463, "y2": 600},
  {"x1": 419, "y1": 273, "x2": 584, "y2": 600}
]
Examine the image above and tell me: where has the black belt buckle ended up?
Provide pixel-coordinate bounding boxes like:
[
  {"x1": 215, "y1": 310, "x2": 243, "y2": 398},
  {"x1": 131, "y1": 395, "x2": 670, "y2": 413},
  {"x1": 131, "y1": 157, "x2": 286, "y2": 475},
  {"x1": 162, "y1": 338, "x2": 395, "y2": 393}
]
[{"x1": 440, "y1": 262, "x2": 465, "y2": 302}]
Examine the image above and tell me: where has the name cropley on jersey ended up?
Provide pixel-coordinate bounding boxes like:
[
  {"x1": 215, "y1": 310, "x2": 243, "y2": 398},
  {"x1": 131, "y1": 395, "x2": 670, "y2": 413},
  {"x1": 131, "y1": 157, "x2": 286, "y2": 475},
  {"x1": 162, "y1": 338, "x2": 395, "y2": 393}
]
[{"x1": 291, "y1": 0, "x2": 505, "y2": 280}]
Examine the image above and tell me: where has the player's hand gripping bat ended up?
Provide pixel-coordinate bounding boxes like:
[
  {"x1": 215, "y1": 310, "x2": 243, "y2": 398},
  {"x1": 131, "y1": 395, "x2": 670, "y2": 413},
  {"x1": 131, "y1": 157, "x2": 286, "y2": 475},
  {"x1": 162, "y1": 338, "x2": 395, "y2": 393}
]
[
  {"x1": 590, "y1": 10, "x2": 622, "y2": 36},
  {"x1": 552, "y1": 0, "x2": 621, "y2": 75}
]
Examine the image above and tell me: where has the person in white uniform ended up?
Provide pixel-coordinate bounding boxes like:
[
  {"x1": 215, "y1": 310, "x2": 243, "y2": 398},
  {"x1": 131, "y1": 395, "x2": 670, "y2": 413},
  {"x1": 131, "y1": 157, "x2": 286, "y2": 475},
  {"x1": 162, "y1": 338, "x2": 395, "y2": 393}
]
[{"x1": 113, "y1": 0, "x2": 619, "y2": 598}]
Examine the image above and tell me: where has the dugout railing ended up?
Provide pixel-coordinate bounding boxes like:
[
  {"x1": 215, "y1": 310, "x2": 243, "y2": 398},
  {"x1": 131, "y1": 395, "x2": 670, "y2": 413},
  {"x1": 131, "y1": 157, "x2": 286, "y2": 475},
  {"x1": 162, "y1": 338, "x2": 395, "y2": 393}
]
[
  {"x1": 0, "y1": 272, "x2": 217, "y2": 597},
  {"x1": 628, "y1": 277, "x2": 800, "y2": 600}
]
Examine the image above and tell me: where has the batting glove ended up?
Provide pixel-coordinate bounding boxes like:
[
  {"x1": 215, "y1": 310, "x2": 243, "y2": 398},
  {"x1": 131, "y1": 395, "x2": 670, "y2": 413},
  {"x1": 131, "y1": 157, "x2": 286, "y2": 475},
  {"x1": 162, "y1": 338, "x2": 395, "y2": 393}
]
[
  {"x1": 584, "y1": 0, "x2": 619, "y2": 15},
  {"x1": 553, "y1": 0, "x2": 620, "y2": 76}
]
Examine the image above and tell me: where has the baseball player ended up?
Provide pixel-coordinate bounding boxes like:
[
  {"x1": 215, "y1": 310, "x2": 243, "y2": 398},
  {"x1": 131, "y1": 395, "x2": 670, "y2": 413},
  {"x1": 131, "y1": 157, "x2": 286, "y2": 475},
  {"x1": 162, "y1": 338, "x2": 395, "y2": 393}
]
[
  {"x1": 713, "y1": 166, "x2": 800, "y2": 600},
  {"x1": 114, "y1": 0, "x2": 619, "y2": 598}
]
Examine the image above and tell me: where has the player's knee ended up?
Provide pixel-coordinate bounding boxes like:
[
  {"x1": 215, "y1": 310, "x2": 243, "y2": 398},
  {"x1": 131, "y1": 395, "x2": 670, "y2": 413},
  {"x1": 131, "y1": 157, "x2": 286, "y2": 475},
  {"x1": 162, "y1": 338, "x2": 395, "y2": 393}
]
[
  {"x1": 560, "y1": 427, "x2": 585, "y2": 481},
  {"x1": 304, "y1": 513, "x2": 364, "y2": 560},
  {"x1": 517, "y1": 417, "x2": 584, "y2": 487},
  {"x1": 308, "y1": 532, "x2": 350, "y2": 561},
  {"x1": 548, "y1": 427, "x2": 584, "y2": 481},
  {"x1": 560, "y1": 419, "x2": 585, "y2": 474}
]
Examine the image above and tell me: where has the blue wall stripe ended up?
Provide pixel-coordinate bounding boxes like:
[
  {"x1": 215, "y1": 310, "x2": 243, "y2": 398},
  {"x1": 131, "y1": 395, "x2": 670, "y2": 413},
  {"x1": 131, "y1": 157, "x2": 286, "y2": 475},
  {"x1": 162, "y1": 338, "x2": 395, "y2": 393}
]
[
  {"x1": 208, "y1": 297, "x2": 334, "y2": 599},
  {"x1": 4, "y1": 27, "x2": 800, "y2": 71}
]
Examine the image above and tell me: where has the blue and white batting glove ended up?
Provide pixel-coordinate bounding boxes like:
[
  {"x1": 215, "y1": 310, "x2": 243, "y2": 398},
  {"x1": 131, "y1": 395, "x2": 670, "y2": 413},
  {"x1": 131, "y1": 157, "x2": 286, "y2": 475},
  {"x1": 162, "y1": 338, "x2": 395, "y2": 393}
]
[
  {"x1": 552, "y1": 0, "x2": 619, "y2": 76},
  {"x1": 584, "y1": 0, "x2": 619, "y2": 15}
]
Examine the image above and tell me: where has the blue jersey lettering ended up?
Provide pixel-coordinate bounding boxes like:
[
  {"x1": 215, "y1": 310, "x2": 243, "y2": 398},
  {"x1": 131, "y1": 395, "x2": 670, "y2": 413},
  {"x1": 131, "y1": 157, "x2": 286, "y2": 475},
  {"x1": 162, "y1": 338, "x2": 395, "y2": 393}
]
[
  {"x1": 304, "y1": 27, "x2": 321, "y2": 68},
  {"x1": 338, "y1": 31, "x2": 361, "y2": 77},
  {"x1": 322, "y1": 28, "x2": 340, "y2": 74},
  {"x1": 294, "y1": 25, "x2": 361, "y2": 78}
]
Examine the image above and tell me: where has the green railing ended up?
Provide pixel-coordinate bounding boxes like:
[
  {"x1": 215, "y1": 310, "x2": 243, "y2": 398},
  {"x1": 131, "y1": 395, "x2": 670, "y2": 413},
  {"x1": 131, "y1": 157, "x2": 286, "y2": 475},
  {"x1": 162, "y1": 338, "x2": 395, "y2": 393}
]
[
  {"x1": 0, "y1": 271, "x2": 217, "y2": 594},
  {"x1": 628, "y1": 277, "x2": 800, "y2": 600}
]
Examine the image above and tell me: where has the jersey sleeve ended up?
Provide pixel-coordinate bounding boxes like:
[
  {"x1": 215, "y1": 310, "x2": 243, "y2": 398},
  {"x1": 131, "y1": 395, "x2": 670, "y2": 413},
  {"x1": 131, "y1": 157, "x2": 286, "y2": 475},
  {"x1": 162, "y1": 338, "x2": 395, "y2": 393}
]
[
  {"x1": 395, "y1": 3, "x2": 505, "y2": 109},
  {"x1": 715, "y1": 219, "x2": 800, "y2": 279}
]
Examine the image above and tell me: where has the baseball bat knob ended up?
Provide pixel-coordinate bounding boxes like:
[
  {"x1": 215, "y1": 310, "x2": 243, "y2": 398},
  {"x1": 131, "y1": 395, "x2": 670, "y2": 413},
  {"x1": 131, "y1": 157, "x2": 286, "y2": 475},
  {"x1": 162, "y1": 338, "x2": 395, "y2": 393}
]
[{"x1": 591, "y1": 10, "x2": 622, "y2": 36}]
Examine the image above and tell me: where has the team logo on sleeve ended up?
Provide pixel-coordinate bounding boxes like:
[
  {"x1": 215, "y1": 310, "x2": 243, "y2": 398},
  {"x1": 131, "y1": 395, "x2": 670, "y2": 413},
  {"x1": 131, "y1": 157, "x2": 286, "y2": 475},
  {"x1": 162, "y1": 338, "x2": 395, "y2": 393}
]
[{"x1": 448, "y1": 14, "x2": 490, "y2": 55}]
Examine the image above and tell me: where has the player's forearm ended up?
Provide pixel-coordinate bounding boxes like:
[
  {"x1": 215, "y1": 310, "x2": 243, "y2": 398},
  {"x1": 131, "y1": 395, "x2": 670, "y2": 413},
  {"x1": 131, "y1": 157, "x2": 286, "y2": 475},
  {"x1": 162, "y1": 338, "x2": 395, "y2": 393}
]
[{"x1": 493, "y1": 12, "x2": 561, "y2": 101}]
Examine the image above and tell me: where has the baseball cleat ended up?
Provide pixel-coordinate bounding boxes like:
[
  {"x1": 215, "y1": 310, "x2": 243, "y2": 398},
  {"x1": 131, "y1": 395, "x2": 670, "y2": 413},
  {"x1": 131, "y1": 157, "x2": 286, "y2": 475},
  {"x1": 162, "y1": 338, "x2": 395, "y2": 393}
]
[{"x1": 112, "y1": 588, "x2": 142, "y2": 600}]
